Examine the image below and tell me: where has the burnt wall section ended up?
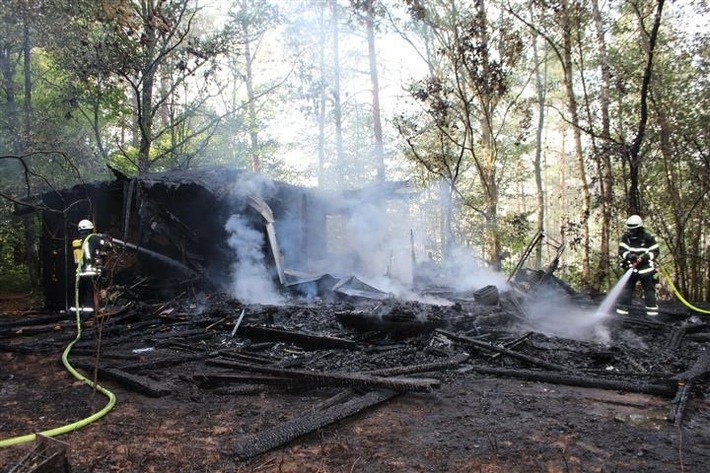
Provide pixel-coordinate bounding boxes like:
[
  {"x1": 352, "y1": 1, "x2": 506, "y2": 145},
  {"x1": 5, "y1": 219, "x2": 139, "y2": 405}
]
[
  {"x1": 22, "y1": 166, "x2": 338, "y2": 309},
  {"x1": 34, "y1": 181, "x2": 124, "y2": 310}
]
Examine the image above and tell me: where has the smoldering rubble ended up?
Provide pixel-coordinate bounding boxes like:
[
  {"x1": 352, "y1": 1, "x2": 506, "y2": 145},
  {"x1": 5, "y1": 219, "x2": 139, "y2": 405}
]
[{"x1": 4, "y1": 166, "x2": 710, "y2": 464}]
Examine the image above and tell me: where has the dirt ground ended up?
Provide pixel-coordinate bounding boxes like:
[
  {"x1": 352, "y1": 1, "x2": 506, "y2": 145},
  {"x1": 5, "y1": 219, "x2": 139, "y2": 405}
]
[{"x1": 2, "y1": 290, "x2": 710, "y2": 473}]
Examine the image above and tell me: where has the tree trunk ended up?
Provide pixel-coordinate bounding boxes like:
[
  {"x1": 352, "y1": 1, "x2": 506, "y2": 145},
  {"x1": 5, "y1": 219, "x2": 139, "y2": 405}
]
[
  {"x1": 625, "y1": 0, "x2": 666, "y2": 214},
  {"x1": 244, "y1": 22, "x2": 260, "y2": 173},
  {"x1": 0, "y1": 44, "x2": 21, "y2": 155},
  {"x1": 365, "y1": 0, "x2": 385, "y2": 182},
  {"x1": 317, "y1": 3, "x2": 327, "y2": 188},
  {"x1": 590, "y1": 0, "x2": 614, "y2": 292},
  {"x1": 561, "y1": 0, "x2": 591, "y2": 286},
  {"x1": 531, "y1": 26, "x2": 546, "y2": 269},
  {"x1": 330, "y1": 0, "x2": 345, "y2": 189}
]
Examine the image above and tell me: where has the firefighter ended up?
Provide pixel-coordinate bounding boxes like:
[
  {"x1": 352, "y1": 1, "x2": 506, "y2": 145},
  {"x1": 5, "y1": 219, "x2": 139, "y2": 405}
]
[
  {"x1": 616, "y1": 214, "x2": 660, "y2": 316},
  {"x1": 71, "y1": 219, "x2": 110, "y2": 317}
]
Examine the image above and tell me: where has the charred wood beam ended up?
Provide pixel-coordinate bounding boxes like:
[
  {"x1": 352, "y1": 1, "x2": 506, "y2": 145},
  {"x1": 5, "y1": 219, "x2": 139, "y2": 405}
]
[
  {"x1": 364, "y1": 352, "x2": 470, "y2": 377},
  {"x1": 117, "y1": 351, "x2": 219, "y2": 372},
  {"x1": 687, "y1": 333, "x2": 710, "y2": 342},
  {"x1": 229, "y1": 390, "x2": 398, "y2": 459},
  {"x1": 193, "y1": 373, "x2": 305, "y2": 388},
  {"x1": 436, "y1": 329, "x2": 566, "y2": 371},
  {"x1": 616, "y1": 315, "x2": 669, "y2": 330},
  {"x1": 667, "y1": 327, "x2": 686, "y2": 349},
  {"x1": 490, "y1": 332, "x2": 533, "y2": 360},
  {"x1": 667, "y1": 351, "x2": 710, "y2": 425},
  {"x1": 0, "y1": 313, "x2": 67, "y2": 329},
  {"x1": 0, "y1": 323, "x2": 64, "y2": 339},
  {"x1": 72, "y1": 361, "x2": 170, "y2": 397},
  {"x1": 212, "y1": 385, "x2": 271, "y2": 395},
  {"x1": 219, "y1": 350, "x2": 279, "y2": 365},
  {"x1": 237, "y1": 324, "x2": 357, "y2": 350},
  {"x1": 466, "y1": 365, "x2": 676, "y2": 397},
  {"x1": 206, "y1": 357, "x2": 440, "y2": 392},
  {"x1": 667, "y1": 380, "x2": 693, "y2": 426},
  {"x1": 0, "y1": 341, "x2": 57, "y2": 354},
  {"x1": 311, "y1": 389, "x2": 354, "y2": 411}
]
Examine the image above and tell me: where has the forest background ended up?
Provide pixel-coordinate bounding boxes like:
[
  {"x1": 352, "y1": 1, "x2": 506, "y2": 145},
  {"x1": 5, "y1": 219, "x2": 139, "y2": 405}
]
[{"x1": 0, "y1": 0, "x2": 708, "y2": 302}]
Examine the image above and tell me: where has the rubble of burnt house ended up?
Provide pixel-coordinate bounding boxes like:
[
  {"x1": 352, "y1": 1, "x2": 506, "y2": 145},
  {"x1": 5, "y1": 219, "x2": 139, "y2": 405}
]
[
  {"x1": 14, "y1": 165, "x2": 428, "y2": 311},
  {"x1": 6, "y1": 168, "x2": 710, "y2": 469}
]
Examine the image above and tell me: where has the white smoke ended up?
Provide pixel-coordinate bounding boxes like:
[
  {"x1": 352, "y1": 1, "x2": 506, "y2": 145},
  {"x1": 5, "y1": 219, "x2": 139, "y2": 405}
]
[
  {"x1": 523, "y1": 288, "x2": 612, "y2": 343},
  {"x1": 225, "y1": 214, "x2": 283, "y2": 305},
  {"x1": 440, "y1": 246, "x2": 510, "y2": 293}
]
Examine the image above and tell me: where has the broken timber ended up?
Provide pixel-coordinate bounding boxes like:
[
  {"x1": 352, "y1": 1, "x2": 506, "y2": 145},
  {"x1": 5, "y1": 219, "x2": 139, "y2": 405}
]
[
  {"x1": 236, "y1": 324, "x2": 357, "y2": 350},
  {"x1": 229, "y1": 390, "x2": 398, "y2": 459},
  {"x1": 465, "y1": 365, "x2": 676, "y2": 397},
  {"x1": 667, "y1": 350, "x2": 710, "y2": 425},
  {"x1": 436, "y1": 329, "x2": 566, "y2": 371},
  {"x1": 71, "y1": 361, "x2": 171, "y2": 397},
  {"x1": 206, "y1": 357, "x2": 439, "y2": 392}
]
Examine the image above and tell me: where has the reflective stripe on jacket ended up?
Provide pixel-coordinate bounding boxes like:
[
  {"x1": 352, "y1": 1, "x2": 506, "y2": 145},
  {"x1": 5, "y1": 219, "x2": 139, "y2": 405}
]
[{"x1": 618, "y1": 229, "x2": 659, "y2": 274}]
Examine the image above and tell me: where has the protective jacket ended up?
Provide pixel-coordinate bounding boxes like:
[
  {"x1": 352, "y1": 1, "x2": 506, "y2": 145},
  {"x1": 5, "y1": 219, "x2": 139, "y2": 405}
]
[
  {"x1": 618, "y1": 228, "x2": 659, "y2": 275},
  {"x1": 73, "y1": 233, "x2": 109, "y2": 276}
]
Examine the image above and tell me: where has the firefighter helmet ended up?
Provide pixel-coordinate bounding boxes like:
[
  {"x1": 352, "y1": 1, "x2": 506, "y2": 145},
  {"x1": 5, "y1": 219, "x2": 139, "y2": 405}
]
[
  {"x1": 78, "y1": 219, "x2": 94, "y2": 231},
  {"x1": 625, "y1": 214, "x2": 643, "y2": 229}
]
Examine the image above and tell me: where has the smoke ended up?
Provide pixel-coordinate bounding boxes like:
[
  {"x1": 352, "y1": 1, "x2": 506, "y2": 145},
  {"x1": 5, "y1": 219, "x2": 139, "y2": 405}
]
[
  {"x1": 222, "y1": 173, "x2": 510, "y2": 306},
  {"x1": 522, "y1": 288, "x2": 612, "y2": 343},
  {"x1": 440, "y1": 246, "x2": 510, "y2": 293},
  {"x1": 224, "y1": 173, "x2": 282, "y2": 305},
  {"x1": 225, "y1": 214, "x2": 283, "y2": 305}
]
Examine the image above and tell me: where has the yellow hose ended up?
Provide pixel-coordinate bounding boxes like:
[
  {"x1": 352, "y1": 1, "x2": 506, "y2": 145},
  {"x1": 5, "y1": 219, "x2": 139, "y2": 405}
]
[
  {"x1": 0, "y1": 236, "x2": 117, "y2": 448},
  {"x1": 658, "y1": 265, "x2": 710, "y2": 315}
]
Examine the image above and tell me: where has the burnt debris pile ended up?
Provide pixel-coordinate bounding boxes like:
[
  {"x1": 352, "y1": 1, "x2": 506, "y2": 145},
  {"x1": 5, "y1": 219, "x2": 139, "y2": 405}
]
[{"x1": 2, "y1": 281, "x2": 710, "y2": 459}]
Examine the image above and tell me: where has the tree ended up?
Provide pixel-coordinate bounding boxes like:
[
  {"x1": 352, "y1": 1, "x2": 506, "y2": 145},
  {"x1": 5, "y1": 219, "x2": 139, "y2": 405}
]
[
  {"x1": 48, "y1": 0, "x2": 231, "y2": 175},
  {"x1": 350, "y1": 0, "x2": 386, "y2": 182},
  {"x1": 395, "y1": 0, "x2": 526, "y2": 265}
]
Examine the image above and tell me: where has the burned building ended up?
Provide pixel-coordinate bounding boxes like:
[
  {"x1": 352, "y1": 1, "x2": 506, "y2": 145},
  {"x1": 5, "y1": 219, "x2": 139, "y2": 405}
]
[{"x1": 16, "y1": 166, "x2": 415, "y2": 310}]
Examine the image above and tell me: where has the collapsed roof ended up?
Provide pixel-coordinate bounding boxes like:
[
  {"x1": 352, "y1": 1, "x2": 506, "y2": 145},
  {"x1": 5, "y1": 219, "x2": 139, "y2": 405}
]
[{"x1": 16, "y1": 166, "x2": 421, "y2": 309}]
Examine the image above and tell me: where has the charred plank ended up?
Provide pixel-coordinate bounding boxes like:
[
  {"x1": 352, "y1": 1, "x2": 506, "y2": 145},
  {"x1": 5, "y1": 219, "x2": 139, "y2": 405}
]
[
  {"x1": 436, "y1": 329, "x2": 566, "y2": 371},
  {"x1": 72, "y1": 361, "x2": 171, "y2": 397},
  {"x1": 364, "y1": 352, "x2": 470, "y2": 377},
  {"x1": 667, "y1": 351, "x2": 710, "y2": 425},
  {"x1": 236, "y1": 324, "x2": 357, "y2": 350},
  {"x1": 206, "y1": 357, "x2": 439, "y2": 392},
  {"x1": 229, "y1": 390, "x2": 398, "y2": 459},
  {"x1": 466, "y1": 365, "x2": 676, "y2": 397}
]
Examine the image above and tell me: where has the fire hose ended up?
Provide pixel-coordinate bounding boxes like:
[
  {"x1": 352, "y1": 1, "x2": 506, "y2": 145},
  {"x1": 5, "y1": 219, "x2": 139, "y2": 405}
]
[
  {"x1": 0, "y1": 235, "x2": 117, "y2": 448},
  {"x1": 0, "y1": 235, "x2": 214, "y2": 448},
  {"x1": 657, "y1": 265, "x2": 710, "y2": 315}
]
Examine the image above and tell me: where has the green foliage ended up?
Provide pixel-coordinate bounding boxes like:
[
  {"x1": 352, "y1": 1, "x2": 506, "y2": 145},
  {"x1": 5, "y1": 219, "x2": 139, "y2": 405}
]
[{"x1": 0, "y1": 204, "x2": 31, "y2": 293}]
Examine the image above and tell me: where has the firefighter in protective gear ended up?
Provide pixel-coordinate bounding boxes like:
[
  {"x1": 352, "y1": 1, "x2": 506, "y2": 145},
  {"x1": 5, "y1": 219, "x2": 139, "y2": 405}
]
[
  {"x1": 71, "y1": 219, "x2": 110, "y2": 317},
  {"x1": 616, "y1": 215, "x2": 660, "y2": 316}
]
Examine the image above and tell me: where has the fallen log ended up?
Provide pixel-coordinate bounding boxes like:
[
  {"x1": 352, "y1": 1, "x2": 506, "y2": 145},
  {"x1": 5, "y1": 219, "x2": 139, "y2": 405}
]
[
  {"x1": 229, "y1": 390, "x2": 398, "y2": 459},
  {"x1": 436, "y1": 329, "x2": 566, "y2": 371},
  {"x1": 206, "y1": 357, "x2": 440, "y2": 392},
  {"x1": 465, "y1": 365, "x2": 676, "y2": 397}
]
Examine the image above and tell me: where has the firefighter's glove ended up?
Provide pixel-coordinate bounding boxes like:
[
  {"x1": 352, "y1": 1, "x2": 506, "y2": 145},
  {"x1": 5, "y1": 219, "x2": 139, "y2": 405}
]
[{"x1": 626, "y1": 252, "x2": 638, "y2": 263}]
